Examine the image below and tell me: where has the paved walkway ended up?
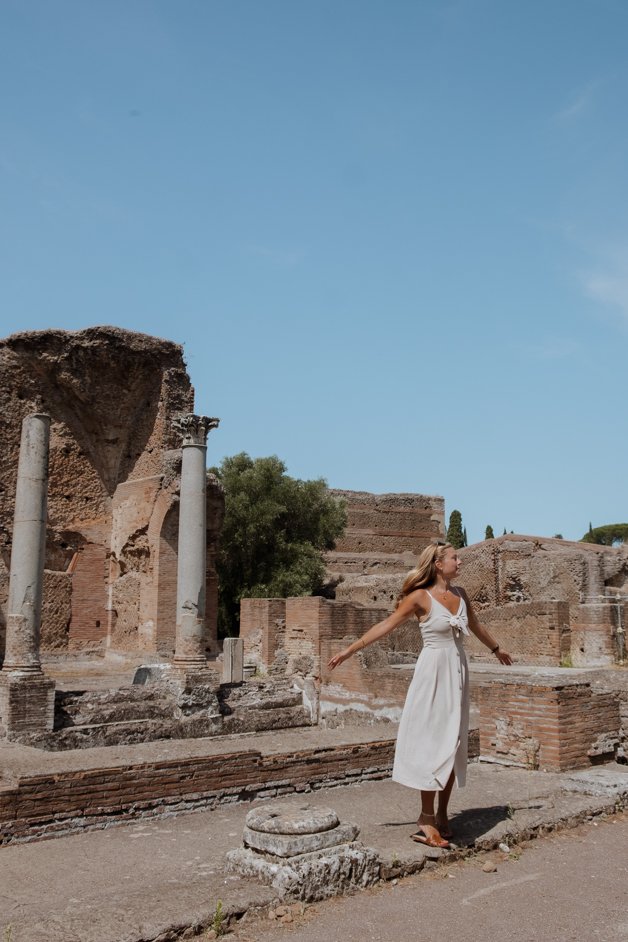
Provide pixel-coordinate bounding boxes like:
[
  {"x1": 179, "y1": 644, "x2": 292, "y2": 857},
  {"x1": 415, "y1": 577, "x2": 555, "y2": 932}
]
[
  {"x1": 1, "y1": 762, "x2": 627, "y2": 941},
  {"x1": 235, "y1": 813, "x2": 628, "y2": 942}
]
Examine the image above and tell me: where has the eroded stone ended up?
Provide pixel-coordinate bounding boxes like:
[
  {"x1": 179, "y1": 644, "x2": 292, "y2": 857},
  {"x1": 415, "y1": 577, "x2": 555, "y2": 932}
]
[
  {"x1": 243, "y1": 822, "x2": 358, "y2": 857},
  {"x1": 246, "y1": 804, "x2": 339, "y2": 835}
]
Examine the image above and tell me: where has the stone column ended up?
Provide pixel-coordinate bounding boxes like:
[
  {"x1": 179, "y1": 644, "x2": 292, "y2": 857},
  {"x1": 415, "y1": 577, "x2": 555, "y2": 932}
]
[
  {"x1": 172, "y1": 413, "x2": 219, "y2": 671},
  {"x1": 0, "y1": 414, "x2": 55, "y2": 736}
]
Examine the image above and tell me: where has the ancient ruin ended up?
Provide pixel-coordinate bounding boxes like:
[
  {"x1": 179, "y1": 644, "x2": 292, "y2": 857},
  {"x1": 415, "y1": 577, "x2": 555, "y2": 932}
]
[
  {"x1": 0, "y1": 327, "x2": 224, "y2": 660},
  {"x1": 0, "y1": 325, "x2": 626, "y2": 859},
  {"x1": 459, "y1": 534, "x2": 628, "y2": 666}
]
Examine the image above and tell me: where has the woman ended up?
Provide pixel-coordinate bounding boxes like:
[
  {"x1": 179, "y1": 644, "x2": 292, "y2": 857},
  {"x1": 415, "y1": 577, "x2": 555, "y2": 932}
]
[{"x1": 328, "y1": 541, "x2": 512, "y2": 848}]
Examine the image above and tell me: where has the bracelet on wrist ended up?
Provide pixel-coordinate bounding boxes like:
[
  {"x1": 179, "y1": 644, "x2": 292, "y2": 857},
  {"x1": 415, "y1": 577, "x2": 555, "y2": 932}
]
[{"x1": 491, "y1": 644, "x2": 500, "y2": 654}]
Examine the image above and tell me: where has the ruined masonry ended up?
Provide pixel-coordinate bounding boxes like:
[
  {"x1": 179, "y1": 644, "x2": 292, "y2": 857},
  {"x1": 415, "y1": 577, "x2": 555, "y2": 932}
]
[
  {"x1": 227, "y1": 802, "x2": 379, "y2": 901},
  {"x1": 0, "y1": 328, "x2": 224, "y2": 660}
]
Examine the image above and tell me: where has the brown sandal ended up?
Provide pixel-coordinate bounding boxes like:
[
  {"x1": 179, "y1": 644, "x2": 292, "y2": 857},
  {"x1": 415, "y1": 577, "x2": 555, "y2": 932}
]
[
  {"x1": 411, "y1": 828, "x2": 450, "y2": 848},
  {"x1": 411, "y1": 813, "x2": 450, "y2": 849}
]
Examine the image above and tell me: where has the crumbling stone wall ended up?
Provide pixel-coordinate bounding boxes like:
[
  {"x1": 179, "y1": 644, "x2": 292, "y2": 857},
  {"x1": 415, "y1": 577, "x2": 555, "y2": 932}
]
[
  {"x1": 325, "y1": 489, "x2": 445, "y2": 608},
  {"x1": 0, "y1": 327, "x2": 223, "y2": 658},
  {"x1": 459, "y1": 535, "x2": 628, "y2": 665}
]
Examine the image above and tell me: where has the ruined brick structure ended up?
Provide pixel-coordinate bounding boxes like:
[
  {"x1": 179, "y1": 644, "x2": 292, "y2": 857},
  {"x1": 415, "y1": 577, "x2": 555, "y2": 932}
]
[
  {"x1": 241, "y1": 488, "x2": 446, "y2": 718},
  {"x1": 459, "y1": 535, "x2": 628, "y2": 666},
  {"x1": 0, "y1": 327, "x2": 224, "y2": 660},
  {"x1": 325, "y1": 488, "x2": 445, "y2": 608}
]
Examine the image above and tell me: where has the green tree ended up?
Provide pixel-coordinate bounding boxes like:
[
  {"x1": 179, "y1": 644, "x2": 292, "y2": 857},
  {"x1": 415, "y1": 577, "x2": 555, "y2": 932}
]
[
  {"x1": 581, "y1": 523, "x2": 628, "y2": 546},
  {"x1": 446, "y1": 510, "x2": 465, "y2": 549},
  {"x1": 210, "y1": 453, "x2": 347, "y2": 636},
  {"x1": 485, "y1": 525, "x2": 495, "y2": 540},
  {"x1": 463, "y1": 526, "x2": 468, "y2": 547}
]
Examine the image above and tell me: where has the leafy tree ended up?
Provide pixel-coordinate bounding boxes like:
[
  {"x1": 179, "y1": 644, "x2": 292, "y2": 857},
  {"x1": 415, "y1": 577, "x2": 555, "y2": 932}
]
[
  {"x1": 581, "y1": 523, "x2": 628, "y2": 546},
  {"x1": 446, "y1": 510, "x2": 465, "y2": 549},
  {"x1": 485, "y1": 525, "x2": 495, "y2": 540},
  {"x1": 553, "y1": 533, "x2": 564, "y2": 540},
  {"x1": 210, "y1": 453, "x2": 347, "y2": 636}
]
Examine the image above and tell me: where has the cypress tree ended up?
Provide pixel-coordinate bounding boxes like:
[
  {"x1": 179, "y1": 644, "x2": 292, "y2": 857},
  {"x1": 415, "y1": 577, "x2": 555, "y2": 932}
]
[
  {"x1": 446, "y1": 510, "x2": 465, "y2": 549},
  {"x1": 485, "y1": 525, "x2": 495, "y2": 540},
  {"x1": 463, "y1": 526, "x2": 468, "y2": 547}
]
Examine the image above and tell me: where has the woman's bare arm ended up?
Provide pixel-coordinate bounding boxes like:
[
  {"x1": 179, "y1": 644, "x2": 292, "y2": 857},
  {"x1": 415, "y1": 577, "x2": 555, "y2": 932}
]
[
  {"x1": 328, "y1": 589, "x2": 427, "y2": 670},
  {"x1": 459, "y1": 588, "x2": 513, "y2": 665}
]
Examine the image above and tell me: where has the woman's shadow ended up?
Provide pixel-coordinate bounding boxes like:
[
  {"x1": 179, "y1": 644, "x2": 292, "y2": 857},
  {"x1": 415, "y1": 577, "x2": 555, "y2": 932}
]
[
  {"x1": 445, "y1": 805, "x2": 512, "y2": 845},
  {"x1": 382, "y1": 804, "x2": 511, "y2": 846}
]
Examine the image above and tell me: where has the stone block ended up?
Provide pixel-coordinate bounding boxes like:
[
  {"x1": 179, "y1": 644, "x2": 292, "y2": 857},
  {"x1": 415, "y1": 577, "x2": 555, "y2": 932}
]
[
  {"x1": 226, "y1": 841, "x2": 380, "y2": 902},
  {"x1": 223, "y1": 637, "x2": 244, "y2": 683},
  {"x1": 0, "y1": 672, "x2": 55, "y2": 736},
  {"x1": 243, "y1": 822, "x2": 359, "y2": 857}
]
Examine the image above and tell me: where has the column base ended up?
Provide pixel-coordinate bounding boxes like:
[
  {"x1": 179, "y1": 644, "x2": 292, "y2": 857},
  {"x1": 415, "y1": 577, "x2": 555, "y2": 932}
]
[{"x1": 0, "y1": 670, "x2": 56, "y2": 737}]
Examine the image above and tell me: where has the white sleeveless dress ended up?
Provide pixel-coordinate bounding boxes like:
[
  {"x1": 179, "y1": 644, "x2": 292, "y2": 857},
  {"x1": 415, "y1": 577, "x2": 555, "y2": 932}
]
[{"x1": 392, "y1": 590, "x2": 470, "y2": 791}]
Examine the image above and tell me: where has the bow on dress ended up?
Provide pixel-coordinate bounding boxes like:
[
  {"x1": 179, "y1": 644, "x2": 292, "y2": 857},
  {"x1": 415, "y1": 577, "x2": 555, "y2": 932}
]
[{"x1": 449, "y1": 614, "x2": 470, "y2": 638}]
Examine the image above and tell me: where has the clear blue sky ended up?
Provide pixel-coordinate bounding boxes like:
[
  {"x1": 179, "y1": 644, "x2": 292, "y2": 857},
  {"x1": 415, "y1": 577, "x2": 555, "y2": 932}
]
[{"x1": 1, "y1": 0, "x2": 627, "y2": 543}]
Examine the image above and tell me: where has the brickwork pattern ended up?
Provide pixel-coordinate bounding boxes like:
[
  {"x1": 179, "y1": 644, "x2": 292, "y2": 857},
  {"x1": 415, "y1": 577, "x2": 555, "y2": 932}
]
[
  {"x1": 477, "y1": 679, "x2": 621, "y2": 771},
  {"x1": 467, "y1": 602, "x2": 571, "y2": 665},
  {"x1": 0, "y1": 739, "x2": 396, "y2": 844}
]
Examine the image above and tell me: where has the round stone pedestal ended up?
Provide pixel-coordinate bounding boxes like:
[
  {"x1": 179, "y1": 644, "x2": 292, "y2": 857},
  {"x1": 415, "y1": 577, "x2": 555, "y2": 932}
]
[{"x1": 226, "y1": 801, "x2": 380, "y2": 901}]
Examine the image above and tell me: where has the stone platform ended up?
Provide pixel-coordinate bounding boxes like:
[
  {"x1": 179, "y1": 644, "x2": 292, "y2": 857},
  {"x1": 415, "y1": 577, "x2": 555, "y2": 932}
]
[
  {"x1": 1, "y1": 762, "x2": 627, "y2": 942},
  {"x1": 0, "y1": 722, "x2": 400, "y2": 844}
]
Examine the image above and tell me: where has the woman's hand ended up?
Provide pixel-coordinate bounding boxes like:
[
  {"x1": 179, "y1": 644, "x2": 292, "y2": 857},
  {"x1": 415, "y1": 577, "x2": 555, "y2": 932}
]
[
  {"x1": 495, "y1": 649, "x2": 513, "y2": 665},
  {"x1": 328, "y1": 648, "x2": 354, "y2": 671}
]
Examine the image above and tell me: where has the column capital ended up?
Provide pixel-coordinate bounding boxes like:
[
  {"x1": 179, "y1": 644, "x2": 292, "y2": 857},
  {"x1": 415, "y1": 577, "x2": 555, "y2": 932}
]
[{"x1": 173, "y1": 413, "x2": 220, "y2": 447}]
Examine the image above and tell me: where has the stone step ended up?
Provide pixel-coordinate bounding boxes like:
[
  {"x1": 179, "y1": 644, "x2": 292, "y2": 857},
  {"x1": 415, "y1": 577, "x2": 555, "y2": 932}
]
[
  {"x1": 56, "y1": 696, "x2": 177, "y2": 729},
  {"x1": 37, "y1": 715, "x2": 223, "y2": 751},
  {"x1": 219, "y1": 684, "x2": 303, "y2": 714}
]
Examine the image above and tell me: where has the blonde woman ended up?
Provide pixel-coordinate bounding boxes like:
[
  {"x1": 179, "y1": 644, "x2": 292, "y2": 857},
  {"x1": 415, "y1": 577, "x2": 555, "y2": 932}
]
[{"x1": 328, "y1": 541, "x2": 512, "y2": 847}]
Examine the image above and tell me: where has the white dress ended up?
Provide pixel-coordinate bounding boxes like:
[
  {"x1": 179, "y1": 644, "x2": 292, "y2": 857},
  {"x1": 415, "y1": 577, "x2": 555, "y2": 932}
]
[{"x1": 392, "y1": 589, "x2": 470, "y2": 791}]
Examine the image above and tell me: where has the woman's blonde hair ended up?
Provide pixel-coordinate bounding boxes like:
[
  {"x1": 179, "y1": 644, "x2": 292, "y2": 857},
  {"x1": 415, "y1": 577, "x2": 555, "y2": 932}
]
[{"x1": 395, "y1": 541, "x2": 453, "y2": 608}]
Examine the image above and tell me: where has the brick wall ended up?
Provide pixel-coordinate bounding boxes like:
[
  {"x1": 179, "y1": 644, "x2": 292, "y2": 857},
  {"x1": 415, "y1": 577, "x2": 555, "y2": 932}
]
[
  {"x1": 0, "y1": 739, "x2": 396, "y2": 844},
  {"x1": 155, "y1": 504, "x2": 178, "y2": 654},
  {"x1": 329, "y1": 490, "x2": 444, "y2": 557},
  {"x1": 477, "y1": 678, "x2": 621, "y2": 771},
  {"x1": 570, "y1": 602, "x2": 621, "y2": 666},
  {"x1": 468, "y1": 601, "x2": 571, "y2": 665},
  {"x1": 68, "y1": 537, "x2": 109, "y2": 648},
  {"x1": 241, "y1": 599, "x2": 288, "y2": 665},
  {"x1": 241, "y1": 595, "x2": 422, "y2": 715}
]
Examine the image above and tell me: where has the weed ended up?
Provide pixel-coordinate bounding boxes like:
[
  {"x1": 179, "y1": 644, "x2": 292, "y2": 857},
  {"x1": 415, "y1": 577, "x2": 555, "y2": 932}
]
[
  {"x1": 4, "y1": 926, "x2": 13, "y2": 942},
  {"x1": 211, "y1": 899, "x2": 225, "y2": 937},
  {"x1": 507, "y1": 803, "x2": 516, "y2": 819},
  {"x1": 560, "y1": 654, "x2": 573, "y2": 668}
]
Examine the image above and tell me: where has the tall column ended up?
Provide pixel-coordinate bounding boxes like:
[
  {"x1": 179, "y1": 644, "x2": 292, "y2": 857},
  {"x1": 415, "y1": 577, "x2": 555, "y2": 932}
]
[
  {"x1": 172, "y1": 413, "x2": 219, "y2": 671},
  {"x1": 0, "y1": 414, "x2": 55, "y2": 736}
]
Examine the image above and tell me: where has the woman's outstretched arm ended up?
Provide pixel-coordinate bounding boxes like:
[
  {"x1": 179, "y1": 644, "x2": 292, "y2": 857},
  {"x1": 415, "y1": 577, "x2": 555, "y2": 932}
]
[{"x1": 328, "y1": 590, "x2": 427, "y2": 671}]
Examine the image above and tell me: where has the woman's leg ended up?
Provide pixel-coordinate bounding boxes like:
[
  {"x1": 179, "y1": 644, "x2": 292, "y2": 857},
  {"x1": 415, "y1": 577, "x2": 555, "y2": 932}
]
[
  {"x1": 415, "y1": 789, "x2": 449, "y2": 845},
  {"x1": 435, "y1": 770, "x2": 456, "y2": 836}
]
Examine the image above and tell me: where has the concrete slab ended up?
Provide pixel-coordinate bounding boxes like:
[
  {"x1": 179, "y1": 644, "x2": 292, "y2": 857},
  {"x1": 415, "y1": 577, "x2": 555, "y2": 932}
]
[{"x1": 561, "y1": 763, "x2": 628, "y2": 797}]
